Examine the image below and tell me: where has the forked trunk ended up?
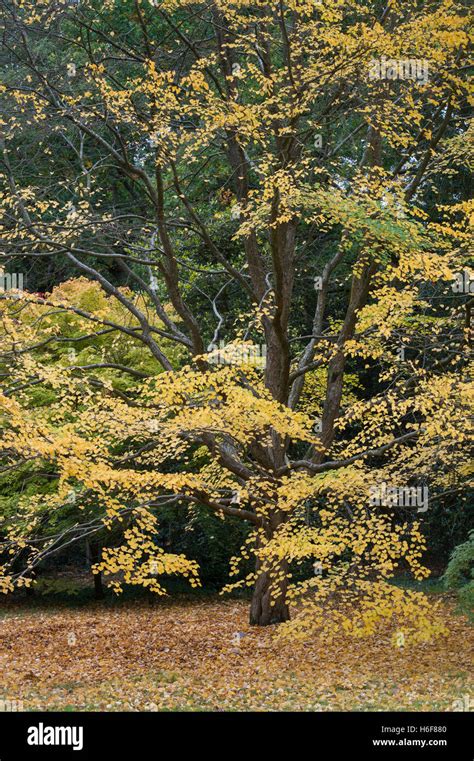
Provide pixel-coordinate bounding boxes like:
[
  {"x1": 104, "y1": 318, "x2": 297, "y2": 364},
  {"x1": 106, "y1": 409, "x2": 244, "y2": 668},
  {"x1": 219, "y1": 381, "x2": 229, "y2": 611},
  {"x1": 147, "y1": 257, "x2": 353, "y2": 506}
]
[{"x1": 249, "y1": 561, "x2": 290, "y2": 626}]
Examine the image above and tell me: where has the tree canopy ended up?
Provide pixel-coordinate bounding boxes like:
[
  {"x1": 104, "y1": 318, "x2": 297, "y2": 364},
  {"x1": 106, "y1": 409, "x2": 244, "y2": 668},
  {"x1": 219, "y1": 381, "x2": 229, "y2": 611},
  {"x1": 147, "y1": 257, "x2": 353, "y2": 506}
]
[{"x1": 0, "y1": 0, "x2": 472, "y2": 639}]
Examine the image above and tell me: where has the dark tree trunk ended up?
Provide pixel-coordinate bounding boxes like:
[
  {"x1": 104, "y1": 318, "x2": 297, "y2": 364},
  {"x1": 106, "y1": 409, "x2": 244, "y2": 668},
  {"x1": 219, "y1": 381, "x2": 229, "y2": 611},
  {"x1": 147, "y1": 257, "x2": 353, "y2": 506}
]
[
  {"x1": 87, "y1": 540, "x2": 105, "y2": 600},
  {"x1": 249, "y1": 559, "x2": 290, "y2": 626},
  {"x1": 93, "y1": 569, "x2": 104, "y2": 601}
]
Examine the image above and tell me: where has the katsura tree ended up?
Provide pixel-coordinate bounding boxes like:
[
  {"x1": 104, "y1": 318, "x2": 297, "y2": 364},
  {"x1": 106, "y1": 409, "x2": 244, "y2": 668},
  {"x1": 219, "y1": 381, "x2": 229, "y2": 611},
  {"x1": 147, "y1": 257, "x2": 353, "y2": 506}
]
[{"x1": 0, "y1": 0, "x2": 472, "y2": 636}]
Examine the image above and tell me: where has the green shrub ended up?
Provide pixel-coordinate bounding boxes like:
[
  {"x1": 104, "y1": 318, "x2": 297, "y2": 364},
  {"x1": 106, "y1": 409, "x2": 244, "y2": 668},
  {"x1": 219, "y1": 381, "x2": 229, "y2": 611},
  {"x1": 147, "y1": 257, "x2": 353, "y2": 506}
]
[{"x1": 443, "y1": 530, "x2": 474, "y2": 615}]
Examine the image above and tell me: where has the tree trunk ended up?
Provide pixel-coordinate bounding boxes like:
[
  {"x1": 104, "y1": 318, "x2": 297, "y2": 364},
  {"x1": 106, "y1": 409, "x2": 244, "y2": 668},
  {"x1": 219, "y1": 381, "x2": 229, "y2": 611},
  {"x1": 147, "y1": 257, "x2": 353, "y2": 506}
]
[
  {"x1": 249, "y1": 560, "x2": 290, "y2": 626},
  {"x1": 87, "y1": 540, "x2": 105, "y2": 600},
  {"x1": 93, "y1": 569, "x2": 104, "y2": 601}
]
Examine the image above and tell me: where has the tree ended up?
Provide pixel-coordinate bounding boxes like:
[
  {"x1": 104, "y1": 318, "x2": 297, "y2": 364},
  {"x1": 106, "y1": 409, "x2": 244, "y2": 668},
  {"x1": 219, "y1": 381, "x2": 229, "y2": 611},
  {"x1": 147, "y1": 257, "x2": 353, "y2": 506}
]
[{"x1": 0, "y1": 0, "x2": 471, "y2": 634}]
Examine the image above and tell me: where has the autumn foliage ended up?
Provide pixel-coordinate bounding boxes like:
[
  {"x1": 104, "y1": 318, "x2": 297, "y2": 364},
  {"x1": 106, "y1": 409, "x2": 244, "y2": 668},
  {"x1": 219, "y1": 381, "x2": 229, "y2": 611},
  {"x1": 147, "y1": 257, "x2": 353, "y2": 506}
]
[{"x1": 0, "y1": 0, "x2": 472, "y2": 643}]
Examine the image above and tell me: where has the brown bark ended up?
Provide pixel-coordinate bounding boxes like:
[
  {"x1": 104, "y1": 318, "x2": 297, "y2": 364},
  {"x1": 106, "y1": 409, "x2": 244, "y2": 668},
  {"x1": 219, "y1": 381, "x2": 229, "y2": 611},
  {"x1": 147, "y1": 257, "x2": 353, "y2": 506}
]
[
  {"x1": 87, "y1": 540, "x2": 105, "y2": 600},
  {"x1": 316, "y1": 257, "x2": 377, "y2": 457},
  {"x1": 249, "y1": 511, "x2": 290, "y2": 626},
  {"x1": 249, "y1": 560, "x2": 290, "y2": 626}
]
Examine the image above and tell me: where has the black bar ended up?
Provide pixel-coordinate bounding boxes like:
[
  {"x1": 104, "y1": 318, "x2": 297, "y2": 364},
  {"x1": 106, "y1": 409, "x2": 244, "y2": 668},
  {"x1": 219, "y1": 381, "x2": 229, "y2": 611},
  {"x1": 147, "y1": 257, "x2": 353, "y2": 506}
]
[{"x1": 0, "y1": 711, "x2": 471, "y2": 760}]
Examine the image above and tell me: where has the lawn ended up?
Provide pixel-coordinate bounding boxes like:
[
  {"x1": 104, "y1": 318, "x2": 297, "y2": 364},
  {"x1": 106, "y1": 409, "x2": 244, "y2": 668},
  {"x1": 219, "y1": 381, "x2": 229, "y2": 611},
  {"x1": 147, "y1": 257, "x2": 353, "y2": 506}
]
[{"x1": 0, "y1": 594, "x2": 472, "y2": 712}]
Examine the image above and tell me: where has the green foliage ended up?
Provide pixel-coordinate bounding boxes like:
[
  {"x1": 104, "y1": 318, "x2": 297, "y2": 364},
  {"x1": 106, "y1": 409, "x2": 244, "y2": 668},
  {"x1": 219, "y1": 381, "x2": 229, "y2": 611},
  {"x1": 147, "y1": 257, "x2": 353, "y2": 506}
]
[
  {"x1": 157, "y1": 503, "x2": 251, "y2": 587},
  {"x1": 444, "y1": 530, "x2": 474, "y2": 589},
  {"x1": 443, "y1": 530, "x2": 474, "y2": 615},
  {"x1": 34, "y1": 577, "x2": 83, "y2": 597}
]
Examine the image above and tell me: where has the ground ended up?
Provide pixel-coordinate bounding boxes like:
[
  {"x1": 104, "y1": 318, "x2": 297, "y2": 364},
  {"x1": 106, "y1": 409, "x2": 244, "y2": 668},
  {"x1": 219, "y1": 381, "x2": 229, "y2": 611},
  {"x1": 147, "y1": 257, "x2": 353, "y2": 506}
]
[{"x1": 0, "y1": 596, "x2": 472, "y2": 712}]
